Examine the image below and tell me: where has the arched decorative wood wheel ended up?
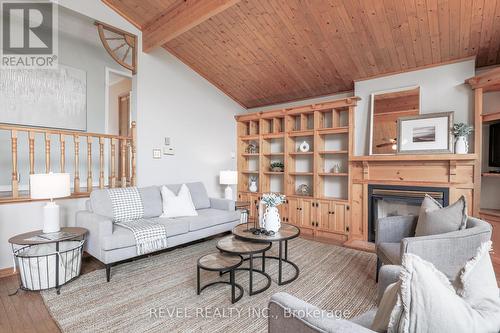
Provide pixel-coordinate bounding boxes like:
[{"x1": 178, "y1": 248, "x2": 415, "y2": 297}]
[{"x1": 95, "y1": 21, "x2": 138, "y2": 74}]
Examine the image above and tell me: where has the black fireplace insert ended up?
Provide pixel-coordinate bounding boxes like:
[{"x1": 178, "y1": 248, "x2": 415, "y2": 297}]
[{"x1": 368, "y1": 184, "x2": 449, "y2": 242}]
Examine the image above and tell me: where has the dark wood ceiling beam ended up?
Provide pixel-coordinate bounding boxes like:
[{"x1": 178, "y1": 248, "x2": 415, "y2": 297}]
[{"x1": 142, "y1": 0, "x2": 240, "y2": 53}]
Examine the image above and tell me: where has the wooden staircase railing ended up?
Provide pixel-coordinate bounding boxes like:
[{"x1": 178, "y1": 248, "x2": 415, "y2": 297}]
[{"x1": 1, "y1": 122, "x2": 137, "y2": 204}]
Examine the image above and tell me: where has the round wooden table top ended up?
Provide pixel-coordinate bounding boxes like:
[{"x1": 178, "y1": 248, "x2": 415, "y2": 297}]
[
  {"x1": 232, "y1": 223, "x2": 300, "y2": 243},
  {"x1": 8, "y1": 227, "x2": 88, "y2": 245},
  {"x1": 216, "y1": 235, "x2": 272, "y2": 255},
  {"x1": 198, "y1": 252, "x2": 242, "y2": 271}
]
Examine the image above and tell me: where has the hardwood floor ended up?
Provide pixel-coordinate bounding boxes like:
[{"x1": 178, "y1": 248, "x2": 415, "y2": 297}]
[
  {"x1": 0, "y1": 244, "x2": 499, "y2": 333},
  {"x1": 0, "y1": 255, "x2": 103, "y2": 333}
]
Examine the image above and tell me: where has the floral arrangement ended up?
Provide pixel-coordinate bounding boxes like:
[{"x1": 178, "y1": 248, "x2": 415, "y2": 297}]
[
  {"x1": 261, "y1": 193, "x2": 286, "y2": 207},
  {"x1": 453, "y1": 123, "x2": 473, "y2": 137}
]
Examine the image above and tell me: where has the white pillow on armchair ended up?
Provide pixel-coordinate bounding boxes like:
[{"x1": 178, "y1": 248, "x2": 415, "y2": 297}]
[
  {"x1": 372, "y1": 241, "x2": 500, "y2": 333},
  {"x1": 160, "y1": 184, "x2": 198, "y2": 218}
]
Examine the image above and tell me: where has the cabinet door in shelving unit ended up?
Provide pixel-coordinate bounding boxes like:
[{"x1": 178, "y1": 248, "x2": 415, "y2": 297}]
[{"x1": 287, "y1": 198, "x2": 300, "y2": 226}]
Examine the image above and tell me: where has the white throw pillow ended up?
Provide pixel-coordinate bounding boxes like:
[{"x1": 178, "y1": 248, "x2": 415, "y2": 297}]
[
  {"x1": 387, "y1": 242, "x2": 500, "y2": 333},
  {"x1": 160, "y1": 184, "x2": 198, "y2": 218}
]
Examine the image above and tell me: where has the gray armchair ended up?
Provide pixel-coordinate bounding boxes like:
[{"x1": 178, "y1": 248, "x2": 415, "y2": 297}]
[
  {"x1": 268, "y1": 265, "x2": 402, "y2": 333},
  {"x1": 375, "y1": 215, "x2": 492, "y2": 281}
]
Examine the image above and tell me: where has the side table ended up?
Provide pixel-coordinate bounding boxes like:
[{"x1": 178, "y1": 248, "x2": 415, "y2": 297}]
[{"x1": 8, "y1": 227, "x2": 88, "y2": 295}]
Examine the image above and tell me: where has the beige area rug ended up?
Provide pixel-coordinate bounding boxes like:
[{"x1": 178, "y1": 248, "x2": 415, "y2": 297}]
[{"x1": 42, "y1": 237, "x2": 377, "y2": 333}]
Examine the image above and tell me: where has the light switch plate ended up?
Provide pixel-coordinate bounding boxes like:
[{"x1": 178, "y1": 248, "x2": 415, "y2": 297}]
[{"x1": 153, "y1": 148, "x2": 161, "y2": 159}]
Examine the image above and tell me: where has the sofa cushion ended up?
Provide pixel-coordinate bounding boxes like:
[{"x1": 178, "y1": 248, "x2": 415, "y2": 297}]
[
  {"x1": 102, "y1": 225, "x2": 137, "y2": 251},
  {"x1": 101, "y1": 217, "x2": 192, "y2": 251},
  {"x1": 158, "y1": 218, "x2": 190, "y2": 237},
  {"x1": 90, "y1": 189, "x2": 114, "y2": 219},
  {"x1": 139, "y1": 186, "x2": 163, "y2": 218},
  {"x1": 187, "y1": 208, "x2": 240, "y2": 231},
  {"x1": 377, "y1": 242, "x2": 400, "y2": 265},
  {"x1": 164, "y1": 182, "x2": 210, "y2": 210},
  {"x1": 90, "y1": 186, "x2": 163, "y2": 219}
]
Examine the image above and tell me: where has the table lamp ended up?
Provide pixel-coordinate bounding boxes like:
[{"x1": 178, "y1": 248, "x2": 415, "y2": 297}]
[
  {"x1": 30, "y1": 173, "x2": 71, "y2": 233},
  {"x1": 219, "y1": 170, "x2": 238, "y2": 200}
]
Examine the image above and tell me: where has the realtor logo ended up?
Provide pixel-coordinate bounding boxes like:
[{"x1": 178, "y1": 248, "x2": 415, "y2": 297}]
[{"x1": 1, "y1": 1, "x2": 58, "y2": 68}]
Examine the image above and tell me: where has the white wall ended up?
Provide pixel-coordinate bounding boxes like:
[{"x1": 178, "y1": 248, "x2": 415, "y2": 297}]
[
  {"x1": 0, "y1": 0, "x2": 245, "y2": 270},
  {"x1": 354, "y1": 60, "x2": 475, "y2": 155},
  {"x1": 135, "y1": 49, "x2": 245, "y2": 195}
]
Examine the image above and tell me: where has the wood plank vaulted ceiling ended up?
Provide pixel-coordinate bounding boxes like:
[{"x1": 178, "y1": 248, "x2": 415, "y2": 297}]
[{"x1": 103, "y1": 0, "x2": 500, "y2": 108}]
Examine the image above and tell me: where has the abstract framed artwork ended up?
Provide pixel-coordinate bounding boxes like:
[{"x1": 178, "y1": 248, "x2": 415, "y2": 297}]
[
  {"x1": 397, "y1": 112, "x2": 454, "y2": 154},
  {"x1": 0, "y1": 64, "x2": 87, "y2": 131}
]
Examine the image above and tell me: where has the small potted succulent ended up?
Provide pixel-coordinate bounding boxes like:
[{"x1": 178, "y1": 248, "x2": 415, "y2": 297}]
[
  {"x1": 452, "y1": 123, "x2": 473, "y2": 154},
  {"x1": 270, "y1": 161, "x2": 284, "y2": 172}
]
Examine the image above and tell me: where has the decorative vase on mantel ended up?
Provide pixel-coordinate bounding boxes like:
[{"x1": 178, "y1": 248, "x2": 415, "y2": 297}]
[
  {"x1": 455, "y1": 136, "x2": 469, "y2": 154},
  {"x1": 452, "y1": 123, "x2": 473, "y2": 155}
]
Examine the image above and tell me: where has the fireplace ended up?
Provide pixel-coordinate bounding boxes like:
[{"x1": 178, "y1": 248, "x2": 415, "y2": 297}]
[{"x1": 368, "y1": 184, "x2": 449, "y2": 242}]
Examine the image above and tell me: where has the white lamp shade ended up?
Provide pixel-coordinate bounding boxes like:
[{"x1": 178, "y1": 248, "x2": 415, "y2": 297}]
[
  {"x1": 220, "y1": 170, "x2": 238, "y2": 185},
  {"x1": 30, "y1": 173, "x2": 71, "y2": 199}
]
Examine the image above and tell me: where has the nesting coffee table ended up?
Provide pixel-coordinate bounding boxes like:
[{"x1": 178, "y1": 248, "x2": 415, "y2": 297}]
[
  {"x1": 216, "y1": 235, "x2": 272, "y2": 295},
  {"x1": 232, "y1": 223, "x2": 300, "y2": 285}
]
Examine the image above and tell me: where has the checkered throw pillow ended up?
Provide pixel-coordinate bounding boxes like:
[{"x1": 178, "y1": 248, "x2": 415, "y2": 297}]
[{"x1": 107, "y1": 187, "x2": 144, "y2": 222}]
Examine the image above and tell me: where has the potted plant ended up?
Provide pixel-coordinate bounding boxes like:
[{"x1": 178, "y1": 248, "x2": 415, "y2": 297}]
[
  {"x1": 453, "y1": 123, "x2": 473, "y2": 154},
  {"x1": 270, "y1": 161, "x2": 284, "y2": 172},
  {"x1": 260, "y1": 193, "x2": 286, "y2": 232}
]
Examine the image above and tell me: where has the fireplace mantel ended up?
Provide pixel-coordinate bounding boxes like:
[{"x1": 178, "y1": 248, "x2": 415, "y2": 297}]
[{"x1": 346, "y1": 154, "x2": 479, "y2": 246}]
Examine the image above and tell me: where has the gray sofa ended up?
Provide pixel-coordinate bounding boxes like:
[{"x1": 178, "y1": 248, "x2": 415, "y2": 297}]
[
  {"x1": 268, "y1": 265, "x2": 402, "y2": 333},
  {"x1": 76, "y1": 182, "x2": 240, "y2": 281},
  {"x1": 376, "y1": 215, "x2": 492, "y2": 280}
]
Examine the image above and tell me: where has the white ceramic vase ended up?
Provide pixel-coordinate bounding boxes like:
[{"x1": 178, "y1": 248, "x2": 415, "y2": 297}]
[
  {"x1": 263, "y1": 206, "x2": 281, "y2": 232},
  {"x1": 249, "y1": 180, "x2": 258, "y2": 192},
  {"x1": 455, "y1": 136, "x2": 468, "y2": 154}
]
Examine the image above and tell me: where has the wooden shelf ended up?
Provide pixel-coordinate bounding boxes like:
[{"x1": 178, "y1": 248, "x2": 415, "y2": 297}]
[
  {"x1": 263, "y1": 171, "x2": 284, "y2": 175},
  {"x1": 241, "y1": 170, "x2": 259, "y2": 174},
  {"x1": 241, "y1": 153, "x2": 259, "y2": 157},
  {"x1": 318, "y1": 172, "x2": 348, "y2": 177},
  {"x1": 263, "y1": 152, "x2": 284, "y2": 156},
  {"x1": 480, "y1": 208, "x2": 500, "y2": 218},
  {"x1": 288, "y1": 130, "x2": 314, "y2": 137},
  {"x1": 321, "y1": 196, "x2": 349, "y2": 202},
  {"x1": 317, "y1": 127, "x2": 349, "y2": 135},
  {"x1": 482, "y1": 172, "x2": 500, "y2": 177},
  {"x1": 262, "y1": 133, "x2": 284, "y2": 139},
  {"x1": 239, "y1": 135, "x2": 260, "y2": 141},
  {"x1": 289, "y1": 172, "x2": 313, "y2": 176},
  {"x1": 481, "y1": 111, "x2": 500, "y2": 123},
  {"x1": 350, "y1": 154, "x2": 477, "y2": 162},
  {"x1": 289, "y1": 151, "x2": 314, "y2": 155},
  {"x1": 318, "y1": 150, "x2": 348, "y2": 155}
]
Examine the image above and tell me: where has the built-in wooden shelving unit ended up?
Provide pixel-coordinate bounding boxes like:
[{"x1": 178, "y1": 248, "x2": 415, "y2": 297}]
[
  {"x1": 467, "y1": 67, "x2": 500, "y2": 266},
  {"x1": 481, "y1": 110, "x2": 500, "y2": 123},
  {"x1": 235, "y1": 97, "x2": 359, "y2": 242}
]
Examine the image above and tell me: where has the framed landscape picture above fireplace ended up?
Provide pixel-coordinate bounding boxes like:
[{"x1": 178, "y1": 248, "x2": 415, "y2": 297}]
[{"x1": 397, "y1": 112, "x2": 453, "y2": 154}]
